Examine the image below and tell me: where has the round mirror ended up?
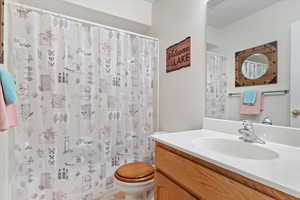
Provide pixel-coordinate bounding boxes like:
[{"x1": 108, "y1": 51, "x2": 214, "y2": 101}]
[{"x1": 241, "y1": 53, "x2": 269, "y2": 80}]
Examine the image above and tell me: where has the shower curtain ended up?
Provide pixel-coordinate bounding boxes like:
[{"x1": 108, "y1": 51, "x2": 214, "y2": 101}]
[
  {"x1": 206, "y1": 53, "x2": 227, "y2": 119},
  {"x1": 7, "y1": 4, "x2": 158, "y2": 200}
]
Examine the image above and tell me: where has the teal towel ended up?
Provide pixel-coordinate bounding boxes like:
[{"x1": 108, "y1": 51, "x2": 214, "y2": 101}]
[
  {"x1": 243, "y1": 90, "x2": 257, "y2": 105},
  {"x1": 0, "y1": 68, "x2": 17, "y2": 104}
]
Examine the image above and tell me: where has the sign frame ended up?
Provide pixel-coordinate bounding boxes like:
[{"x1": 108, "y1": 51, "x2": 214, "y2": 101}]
[{"x1": 166, "y1": 37, "x2": 191, "y2": 73}]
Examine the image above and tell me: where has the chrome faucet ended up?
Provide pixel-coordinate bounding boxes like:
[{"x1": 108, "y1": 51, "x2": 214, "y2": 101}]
[
  {"x1": 262, "y1": 117, "x2": 272, "y2": 125},
  {"x1": 238, "y1": 120, "x2": 266, "y2": 144}
]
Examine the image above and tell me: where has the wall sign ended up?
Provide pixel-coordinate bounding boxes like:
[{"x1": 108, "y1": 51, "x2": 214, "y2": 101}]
[{"x1": 166, "y1": 37, "x2": 191, "y2": 72}]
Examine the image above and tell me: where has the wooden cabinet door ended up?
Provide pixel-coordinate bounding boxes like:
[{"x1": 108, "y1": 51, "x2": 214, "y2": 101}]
[
  {"x1": 155, "y1": 171, "x2": 198, "y2": 200},
  {"x1": 155, "y1": 145, "x2": 276, "y2": 200}
]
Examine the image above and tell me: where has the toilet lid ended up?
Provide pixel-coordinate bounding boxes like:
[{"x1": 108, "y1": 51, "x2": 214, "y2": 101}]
[{"x1": 115, "y1": 162, "x2": 154, "y2": 183}]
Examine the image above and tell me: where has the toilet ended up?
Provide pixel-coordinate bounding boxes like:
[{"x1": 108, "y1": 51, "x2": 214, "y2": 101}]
[{"x1": 114, "y1": 162, "x2": 154, "y2": 200}]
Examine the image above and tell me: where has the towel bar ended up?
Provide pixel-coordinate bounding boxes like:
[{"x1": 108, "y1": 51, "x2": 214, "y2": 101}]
[{"x1": 228, "y1": 90, "x2": 289, "y2": 97}]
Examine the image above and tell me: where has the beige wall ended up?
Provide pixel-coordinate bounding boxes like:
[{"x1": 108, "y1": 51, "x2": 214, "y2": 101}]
[
  {"x1": 207, "y1": 0, "x2": 300, "y2": 126},
  {"x1": 149, "y1": 0, "x2": 207, "y2": 132}
]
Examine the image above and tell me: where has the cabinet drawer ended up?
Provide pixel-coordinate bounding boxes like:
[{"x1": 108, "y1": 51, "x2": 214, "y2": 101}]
[
  {"x1": 155, "y1": 171, "x2": 198, "y2": 200},
  {"x1": 155, "y1": 145, "x2": 275, "y2": 200}
]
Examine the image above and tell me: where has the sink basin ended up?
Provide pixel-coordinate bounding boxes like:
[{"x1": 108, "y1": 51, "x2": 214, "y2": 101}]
[{"x1": 192, "y1": 138, "x2": 279, "y2": 160}]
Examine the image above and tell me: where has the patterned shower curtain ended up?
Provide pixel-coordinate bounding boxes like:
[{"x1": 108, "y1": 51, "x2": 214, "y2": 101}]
[
  {"x1": 7, "y1": 4, "x2": 158, "y2": 200},
  {"x1": 206, "y1": 53, "x2": 227, "y2": 119}
]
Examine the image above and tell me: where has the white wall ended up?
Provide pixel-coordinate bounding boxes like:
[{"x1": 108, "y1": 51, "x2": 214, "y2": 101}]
[
  {"x1": 149, "y1": 0, "x2": 207, "y2": 132},
  {"x1": 204, "y1": 118, "x2": 300, "y2": 147},
  {"x1": 207, "y1": 0, "x2": 300, "y2": 126},
  {"x1": 8, "y1": 0, "x2": 152, "y2": 34},
  {"x1": 62, "y1": 0, "x2": 152, "y2": 26},
  {"x1": 206, "y1": 25, "x2": 225, "y2": 53}
]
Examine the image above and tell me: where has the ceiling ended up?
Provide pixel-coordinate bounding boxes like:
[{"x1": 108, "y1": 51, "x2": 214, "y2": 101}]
[{"x1": 207, "y1": 0, "x2": 282, "y2": 28}]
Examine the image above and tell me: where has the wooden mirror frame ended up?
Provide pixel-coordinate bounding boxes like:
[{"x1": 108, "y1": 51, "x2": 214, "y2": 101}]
[
  {"x1": 235, "y1": 41, "x2": 278, "y2": 87},
  {"x1": 0, "y1": 0, "x2": 3, "y2": 64}
]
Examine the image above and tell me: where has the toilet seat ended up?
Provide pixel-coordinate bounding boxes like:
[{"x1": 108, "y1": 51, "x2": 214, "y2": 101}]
[{"x1": 115, "y1": 162, "x2": 154, "y2": 183}]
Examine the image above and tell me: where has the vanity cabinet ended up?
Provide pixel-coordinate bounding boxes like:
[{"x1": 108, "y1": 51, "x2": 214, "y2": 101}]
[
  {"x1": 156, "y1": 171, "x2": 197, "y2": 200},
  {"x1": 154, "y1": 142, "x2": 299, "y2": 200}
]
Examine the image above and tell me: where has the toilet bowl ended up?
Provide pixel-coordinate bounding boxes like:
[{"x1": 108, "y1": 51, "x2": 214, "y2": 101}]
[{"x1": 114, "y1": 162, "x2": 154, "y2": 200}]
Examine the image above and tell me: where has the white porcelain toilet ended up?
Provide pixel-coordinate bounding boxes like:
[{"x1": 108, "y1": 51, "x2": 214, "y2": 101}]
[{"x1": 114, "y1": 162, "x2": 154, "y2": 200}]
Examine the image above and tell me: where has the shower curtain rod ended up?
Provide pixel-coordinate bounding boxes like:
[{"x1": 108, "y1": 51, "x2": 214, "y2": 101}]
[{"x1": 6, "y1": 1, "x2": 159, "y2": 41}]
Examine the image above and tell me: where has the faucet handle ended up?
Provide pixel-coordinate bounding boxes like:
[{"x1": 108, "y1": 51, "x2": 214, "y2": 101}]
[{"x1": 262, "y1": 117, "x2": 272, "y2": 125}]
